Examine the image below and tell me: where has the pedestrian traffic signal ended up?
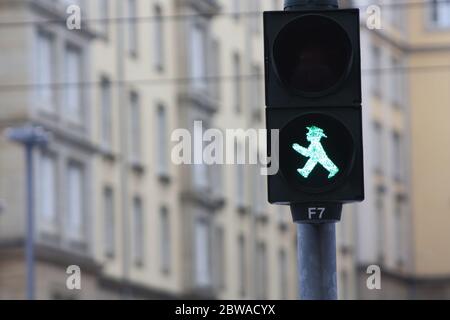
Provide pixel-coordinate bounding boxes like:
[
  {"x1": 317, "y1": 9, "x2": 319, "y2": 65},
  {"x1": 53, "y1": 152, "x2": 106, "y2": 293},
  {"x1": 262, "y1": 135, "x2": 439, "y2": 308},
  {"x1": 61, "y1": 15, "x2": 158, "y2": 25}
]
[{"x1": 264, "y1": 5, "x2": 364, "y2": 213}]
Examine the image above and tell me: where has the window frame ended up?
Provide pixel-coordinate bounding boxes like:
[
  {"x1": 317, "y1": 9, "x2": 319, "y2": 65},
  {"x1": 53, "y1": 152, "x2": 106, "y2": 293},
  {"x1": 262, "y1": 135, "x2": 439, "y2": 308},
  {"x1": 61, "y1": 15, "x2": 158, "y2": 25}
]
[
  {"x1": 132, "y1": 196, "x2": 144, "y2": 266},
  {"x1": 427, "y1": 0, "x2": 450, "y2": 29},
  {"x1": 64, "y1": 43, "x2": 84, "y2": 125},
  {"x1": 38, "y1": 151, "x2": 58, "y2": 233},
  {"x1": 100, "y1": 76, "x2": 113, "y2": 150},
  {"x1": 66, "y1": 161, "x2": 85, "y2": 242},
  {"x1": 103, "y1": 186, "x2": 115, "y2": 258},
  {"x1": 159, "y1": 206, "x2": 171, "y2": 274},
  {"x1": 153, "y1": 4, "x2": 164, "y2": 71},
  {"x1": 35, "y1": 29, "x2": 56, "y2": 113}
]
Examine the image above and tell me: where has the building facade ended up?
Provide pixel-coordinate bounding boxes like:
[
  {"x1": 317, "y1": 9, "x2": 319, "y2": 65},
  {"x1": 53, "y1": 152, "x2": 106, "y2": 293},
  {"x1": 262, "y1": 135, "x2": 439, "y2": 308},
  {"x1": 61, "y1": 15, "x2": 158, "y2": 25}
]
[
  {"x1": 349, "y1": 0, "x2": 450, "y2": 299},
  {"x1": 0, "y1": 0, "x2": 299, "y2": 300}
]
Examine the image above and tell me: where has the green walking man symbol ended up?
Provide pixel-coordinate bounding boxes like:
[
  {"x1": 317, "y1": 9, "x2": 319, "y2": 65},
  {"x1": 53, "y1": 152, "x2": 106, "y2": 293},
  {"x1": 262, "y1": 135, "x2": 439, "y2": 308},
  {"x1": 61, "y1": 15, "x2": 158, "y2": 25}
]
[{"x1": 292, "y1": 126, "x2": 339, "y2": 179}]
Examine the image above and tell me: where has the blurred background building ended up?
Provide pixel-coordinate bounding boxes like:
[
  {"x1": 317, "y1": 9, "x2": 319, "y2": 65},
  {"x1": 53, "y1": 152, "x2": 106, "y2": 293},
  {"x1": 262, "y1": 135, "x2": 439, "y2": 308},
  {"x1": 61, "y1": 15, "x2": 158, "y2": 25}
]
[
  {"x1": 0, "y1": 0, "x2": 298, "y2": 300},
  {"x1": 0, "y1": 0, "x2": 449, "y2": 300},
  {"x1": 349, "y1": 0, "x2": 450, "y2": 299}
]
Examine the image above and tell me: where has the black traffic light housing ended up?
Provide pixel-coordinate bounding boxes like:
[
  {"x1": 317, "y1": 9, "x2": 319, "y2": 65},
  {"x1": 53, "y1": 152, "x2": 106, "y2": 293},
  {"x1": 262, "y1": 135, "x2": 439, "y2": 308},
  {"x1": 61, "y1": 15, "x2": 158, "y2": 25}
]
[{"x1": 264, "y1": 5, "x2": 364, "y2": 220}]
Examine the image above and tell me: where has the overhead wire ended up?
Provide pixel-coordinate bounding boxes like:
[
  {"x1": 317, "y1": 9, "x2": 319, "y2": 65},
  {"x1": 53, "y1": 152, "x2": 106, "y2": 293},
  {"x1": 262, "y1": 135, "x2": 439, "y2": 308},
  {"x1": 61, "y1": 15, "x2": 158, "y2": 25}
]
[
  {"x1": 0, "y1": 0, "x2": 448, "y2": 92},
  {"x1": 0, "y1": 0, "x2": 448, "y2": 28},
  {"x1": 0, "y1": 64, "x2": 449, "y2": 92}
]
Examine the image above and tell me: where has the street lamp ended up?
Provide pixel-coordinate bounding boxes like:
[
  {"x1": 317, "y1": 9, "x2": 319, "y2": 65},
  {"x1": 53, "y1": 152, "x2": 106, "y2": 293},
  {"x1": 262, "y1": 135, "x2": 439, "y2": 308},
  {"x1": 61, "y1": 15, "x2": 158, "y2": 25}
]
[{"x1": 5, "y1": 124, "x2": 51, "y2": 300}]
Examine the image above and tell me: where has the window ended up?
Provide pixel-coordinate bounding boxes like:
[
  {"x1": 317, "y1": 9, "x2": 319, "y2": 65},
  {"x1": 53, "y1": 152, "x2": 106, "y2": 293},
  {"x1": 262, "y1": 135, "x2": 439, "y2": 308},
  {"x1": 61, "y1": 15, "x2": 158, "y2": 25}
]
[
  {"x1": 373, "y1": 123, "x2": 383, "y2": 173},
  {"x1": 235, "y1": 143, "x2": 245, "y2": 209},
  {"x1": 210, "y1": 39, "x2": 221, "y2": 100},
  {"x1": 98, "y1": 0, "x2": 109, "y2": 37},
  {"x1": 129, "y1": 91, "x2": 141, "y2": 162},
  {"x1": 153, "y1": 5, "x2": 164, "y2": 71},
  {"x1": 65, "y1": 45, "x2": 82, "y2": 123},
  {"x1": 372, "y1": 46, "x2": 381, "y2": 97},
  {"x1": 127, "y1": 0, "x2": 138, "y2": 56},
  {"x1": 39, "y1": 152, "x2": 57, "y2": 231},
  {"x1": 393, "y1": 132, "x2": 403, "y2": 181},
  {"x1": 391, "y1": 0, "x2": 405, "y2": 31},
  {"x1": 394, "y1": 196, "x2": 404, "y2": 267},
  {"x1": 391, "y1": 56, "x2": 403, "y2": 108},
  {"x1": 36, "y1": 31, "x2": 55, "y2": 111},
  {"x1": 213, "y1": 226, "x2": 225, "y2": 290},
  {"x1": 431, "y1": 0, "x2": 439, "y2": 22},
  {"x1": 193, "y1": 121, "x2": 209, "y2": 189},
  {"x1": 430, "y1": 0, "x2": 450, "y2": 28},
  {"x1": 252, "y1": 166, "x2": 265, "y2": 215},
  {"x1": 190, "y1": 23, "x2": 207, "y2": 91},
  {"x1": 233, "y1": 52, "x2": 242, "y2": 113},
  {"x1": 211, "y1": 162, "x2": 223, "y2": 199},
  {"x1": 255, "y1": 242, "x2": 267, "y2": 299},
  {"x1": 251, "y1": 64, "x2": 262, "y2": 119},
  {"x1": 103, "y1": 187, "x2": 115, "y2": 257},
  {"x1": 375, "y1": 187, "x2": 384, "y2": 262},
  {"x1": 278, "y1": 249, "x2": 288, "y2": 300},
  {"x1": 238, "y1": 235, "x2": 246, "y2": 297},
  {"x1": 194, "y1": 217, "x2": 211, "y2": 287},
  {"x1": 156, "y1": 104, "x2": 168, "y2": 176},
  {"x1": 250, "y1": 0, "x2": 261, "y2": 33},
  {"x1": 101, "y1": 77, "x2": 112, "y2": 149},
  {"x1": 160, "y1": 206, "x2": 171, "y2": 273},
  {"x1": 67, "y1": 162, "x2": 84, "y2": 241},
  {"x1": 233, "y1": 0, "x2": 240, "y2": 20},
  {"x1": 132, "y1": 197, "x2": 144, "y2": 265}
]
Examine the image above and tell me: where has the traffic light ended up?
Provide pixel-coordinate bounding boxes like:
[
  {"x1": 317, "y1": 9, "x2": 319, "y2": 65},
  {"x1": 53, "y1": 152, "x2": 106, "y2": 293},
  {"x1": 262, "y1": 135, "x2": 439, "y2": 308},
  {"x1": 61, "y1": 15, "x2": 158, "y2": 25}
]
[{"x1": 264, "y1": 2, "x2": 364, "y2": 221}]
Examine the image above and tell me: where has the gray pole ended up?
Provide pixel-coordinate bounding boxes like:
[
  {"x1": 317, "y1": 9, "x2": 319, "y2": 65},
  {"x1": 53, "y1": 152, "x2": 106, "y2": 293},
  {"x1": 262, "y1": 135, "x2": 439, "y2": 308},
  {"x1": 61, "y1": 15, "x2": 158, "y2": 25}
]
[
  {"x1": 25, "y1": 143, "x2": 35, "y2": 300},
  {"x1": 296, "y1": 223, "x2": 337, "y2": 300},
  {"x1": 5, "y1": 125, "x2": 50, "y2": 300}
]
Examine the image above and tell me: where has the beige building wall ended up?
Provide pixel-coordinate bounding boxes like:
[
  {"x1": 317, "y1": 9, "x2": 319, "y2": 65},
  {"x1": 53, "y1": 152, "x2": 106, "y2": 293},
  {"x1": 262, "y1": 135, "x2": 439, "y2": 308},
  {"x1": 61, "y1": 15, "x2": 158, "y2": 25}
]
[
  {"x1": 406, "y1": 0, "x2": 450, "y2": 280},
  {"x1": 0, "y1": 0, "x2": 300, "y2": 300},
  {"x1": 350, "y1": 0, "x2": 450, "y2": 299}
]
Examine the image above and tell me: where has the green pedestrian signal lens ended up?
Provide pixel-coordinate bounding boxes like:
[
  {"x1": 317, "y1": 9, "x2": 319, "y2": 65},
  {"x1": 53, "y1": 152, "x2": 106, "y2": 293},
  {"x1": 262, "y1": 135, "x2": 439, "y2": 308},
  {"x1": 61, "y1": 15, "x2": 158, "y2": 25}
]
[
  {"x1": 292, "y1": 126, "x2": 339, "y2": 179},
  {"x1": 279, "y1": 113, "x2": 355, "y2": 193}
]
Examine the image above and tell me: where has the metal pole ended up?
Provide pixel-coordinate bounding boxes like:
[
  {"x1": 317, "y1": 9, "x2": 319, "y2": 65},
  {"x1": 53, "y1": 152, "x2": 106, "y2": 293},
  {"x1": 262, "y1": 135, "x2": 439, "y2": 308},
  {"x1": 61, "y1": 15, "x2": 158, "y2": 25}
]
[
  {"x1": 6, "y1": 125, "x2": 50, "y2": 300},
  {"x1": 25, "y1": 144, "x2": 35, "y2": 300},
  {"x1": 296, "y1": 223, "x2": 337, "y2": 300}
]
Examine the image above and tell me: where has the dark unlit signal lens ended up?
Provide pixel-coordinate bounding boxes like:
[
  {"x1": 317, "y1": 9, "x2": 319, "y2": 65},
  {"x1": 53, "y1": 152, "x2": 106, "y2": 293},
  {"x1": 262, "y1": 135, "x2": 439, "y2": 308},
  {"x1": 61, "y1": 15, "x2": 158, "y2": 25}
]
[{"x1": 273, "y1": 15, "x2": 353, "y2": 94}]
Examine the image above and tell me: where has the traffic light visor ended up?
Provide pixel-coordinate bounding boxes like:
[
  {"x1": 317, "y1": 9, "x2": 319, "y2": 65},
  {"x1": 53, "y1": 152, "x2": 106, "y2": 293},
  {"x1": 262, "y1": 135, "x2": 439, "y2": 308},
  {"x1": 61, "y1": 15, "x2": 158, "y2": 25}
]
[{"x1": 273, "y1": 15, "x2": 353, "y2": 95}]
